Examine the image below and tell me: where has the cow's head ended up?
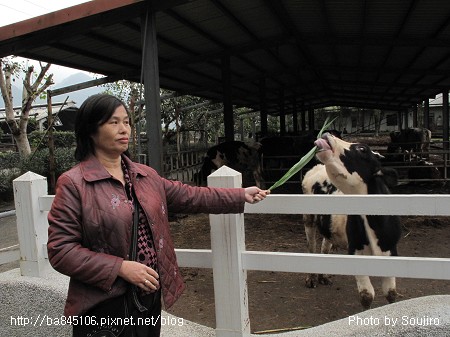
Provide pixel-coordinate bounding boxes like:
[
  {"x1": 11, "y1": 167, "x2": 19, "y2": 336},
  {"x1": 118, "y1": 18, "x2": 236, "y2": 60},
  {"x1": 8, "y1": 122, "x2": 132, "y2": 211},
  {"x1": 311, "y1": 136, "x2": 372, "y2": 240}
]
[{"x1": 314, "y1": 133, "x2": 397, "y2": 194}]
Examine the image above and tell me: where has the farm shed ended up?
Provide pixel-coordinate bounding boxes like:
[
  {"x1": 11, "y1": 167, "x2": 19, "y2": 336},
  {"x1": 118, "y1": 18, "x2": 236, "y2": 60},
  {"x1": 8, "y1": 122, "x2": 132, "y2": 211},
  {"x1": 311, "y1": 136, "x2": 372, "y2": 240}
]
[{"x1": 1, "y1": 0, "x2": 450, "y2": 171}]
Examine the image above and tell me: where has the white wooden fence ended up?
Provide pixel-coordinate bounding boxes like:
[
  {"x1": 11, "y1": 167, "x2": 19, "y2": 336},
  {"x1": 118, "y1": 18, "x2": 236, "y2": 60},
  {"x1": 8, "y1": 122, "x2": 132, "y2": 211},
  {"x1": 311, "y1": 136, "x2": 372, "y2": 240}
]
[{"x1": 3, "y1": 167, "x2": 450, "y2": 337}]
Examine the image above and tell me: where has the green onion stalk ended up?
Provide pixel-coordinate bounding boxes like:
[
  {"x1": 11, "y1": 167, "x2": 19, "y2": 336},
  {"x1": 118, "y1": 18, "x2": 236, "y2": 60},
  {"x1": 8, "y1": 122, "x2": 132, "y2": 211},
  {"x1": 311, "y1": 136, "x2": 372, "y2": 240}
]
[{"x1": 268, "y1": 116, "x2": 337, "y2": 191}]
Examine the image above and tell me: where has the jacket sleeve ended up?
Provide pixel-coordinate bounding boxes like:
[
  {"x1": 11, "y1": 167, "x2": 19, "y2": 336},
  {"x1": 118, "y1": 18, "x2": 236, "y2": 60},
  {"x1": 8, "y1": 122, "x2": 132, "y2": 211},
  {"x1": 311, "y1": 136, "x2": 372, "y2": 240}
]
[
  {"x1": 47, "y1": 174, "x2": 123, "y2": 292},
  {"x1": 162, "y1": 178, "x2": 246, "y2": 214}
]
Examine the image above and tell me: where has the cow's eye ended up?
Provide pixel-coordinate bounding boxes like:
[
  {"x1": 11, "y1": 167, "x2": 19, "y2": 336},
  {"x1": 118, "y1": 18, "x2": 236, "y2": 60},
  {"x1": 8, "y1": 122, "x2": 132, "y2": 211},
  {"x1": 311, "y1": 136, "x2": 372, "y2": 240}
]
[{"x1": 358, "y1": 146, "x2": 367, "y2": 152}]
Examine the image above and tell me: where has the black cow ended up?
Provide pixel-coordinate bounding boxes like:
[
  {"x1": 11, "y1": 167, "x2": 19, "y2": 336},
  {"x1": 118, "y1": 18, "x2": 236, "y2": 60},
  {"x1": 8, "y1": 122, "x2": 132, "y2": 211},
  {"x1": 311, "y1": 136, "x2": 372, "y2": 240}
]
[
  {"x1": 385, "y1": 128, "x2": 440, "y2": 182},
  {"x1": 302, "y1": 133, "x2": 401, "y2": 309},
  {"x1": 387, "y1": 127, "x2": 431, "y2": 161},
  {"x1": 259, "y1": 130, "x2": 342, "y2": 182},
  {"x1": 407, "y1": 159, "x2": 441, "y2": 181},
  {"x1": 194, "y1": 141, "x2": 264, "y2": 188}
]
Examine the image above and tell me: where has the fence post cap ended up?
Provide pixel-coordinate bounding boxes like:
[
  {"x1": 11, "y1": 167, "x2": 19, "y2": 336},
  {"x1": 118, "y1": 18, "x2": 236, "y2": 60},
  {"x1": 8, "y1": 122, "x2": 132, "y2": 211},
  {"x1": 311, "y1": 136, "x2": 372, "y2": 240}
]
[
  {"x1": 13, "y1": 171, "x2": 47, "y2": 182},
  {"x1": 209, "y1": 165, "x2": 240, "y2": 177}
]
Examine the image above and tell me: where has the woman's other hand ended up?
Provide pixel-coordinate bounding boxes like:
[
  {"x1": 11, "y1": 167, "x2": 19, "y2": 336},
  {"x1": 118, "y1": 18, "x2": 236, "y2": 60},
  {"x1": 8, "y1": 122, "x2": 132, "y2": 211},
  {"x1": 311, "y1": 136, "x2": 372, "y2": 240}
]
[{"x1": 118, "y1": 260, "x2": 159, "y2": 292}]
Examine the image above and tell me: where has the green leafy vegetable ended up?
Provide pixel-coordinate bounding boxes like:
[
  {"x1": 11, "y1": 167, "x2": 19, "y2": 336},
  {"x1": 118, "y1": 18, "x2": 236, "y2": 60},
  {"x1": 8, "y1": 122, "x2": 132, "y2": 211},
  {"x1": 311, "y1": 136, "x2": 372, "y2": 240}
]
[{"x1": 268, "y1": 116, "x2": 337, "y2": 191}]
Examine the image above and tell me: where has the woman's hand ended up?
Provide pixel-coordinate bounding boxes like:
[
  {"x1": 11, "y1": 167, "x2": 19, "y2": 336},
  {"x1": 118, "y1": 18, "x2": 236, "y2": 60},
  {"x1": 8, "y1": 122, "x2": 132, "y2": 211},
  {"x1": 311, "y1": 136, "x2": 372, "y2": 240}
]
[
  {"x1": 244, "y1": 187, "x2": 270, "y2": 204},
  {"x1": 118, "y1": 260, "x2": 159, "y2": 292}
]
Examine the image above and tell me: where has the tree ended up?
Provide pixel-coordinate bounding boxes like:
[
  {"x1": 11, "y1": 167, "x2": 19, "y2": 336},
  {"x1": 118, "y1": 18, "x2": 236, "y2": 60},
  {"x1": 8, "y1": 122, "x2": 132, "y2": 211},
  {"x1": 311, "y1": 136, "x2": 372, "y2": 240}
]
[{"x1": 0, "y1": 58, "x2": 53, "y2": 157}]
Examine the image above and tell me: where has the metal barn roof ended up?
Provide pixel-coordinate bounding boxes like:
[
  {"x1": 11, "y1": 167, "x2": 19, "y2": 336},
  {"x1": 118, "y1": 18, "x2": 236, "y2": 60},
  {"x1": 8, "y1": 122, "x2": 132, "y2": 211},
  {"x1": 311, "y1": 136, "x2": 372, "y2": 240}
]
[{"x1": 1, "y1": 0, "x2": 450, "y2": 115}]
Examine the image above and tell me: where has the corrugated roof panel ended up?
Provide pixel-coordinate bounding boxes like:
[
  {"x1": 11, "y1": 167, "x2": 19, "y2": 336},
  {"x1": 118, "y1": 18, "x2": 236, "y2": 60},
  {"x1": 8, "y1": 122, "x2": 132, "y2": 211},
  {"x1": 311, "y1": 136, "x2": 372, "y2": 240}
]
[
  {"x1": 385, "y1": 46, "x2": 421, "y2": 68},
  {"x1": 227, "y1": 0, "x2": 285, "y2": 39},
  {"x1": 413, "y1": 47, "x2": 449, "y2": 69},
  {"x1": 285, "y1": 0, "x2": 327, "y2": 35},
  {"x1": 308, "y1": 44, "x2": 335, "y2": 65},
  {"x1": 1, "y1": 0, "x2": 449, "y2": 111},
  {"x1": 274, "y1": 44, "x2": 301, "y2": 69},
  {"x1": 325, "y1": 1, "x2": 366, "y2": 37},
  {"x1": 404, "y1": 0, "x2": 450, "y2": 38},
  {"x1": 156, "y1": 13, "x2": 219, "y2": 56},
  {"x1": 172, "y1": 1, "x2": 249, "y2": 49},
  {"x1": 335, "y1": 45, "x2": 360, "y2": 67},
  {"x1": 361, "y1": 45, "x2": 391, "y2": 68},
  {"x1": 239, "y1": 50, "x2": 278, "y2": 75},
  {"x1": 365, "y1": 0, "x2": 412, "y2": 36}
]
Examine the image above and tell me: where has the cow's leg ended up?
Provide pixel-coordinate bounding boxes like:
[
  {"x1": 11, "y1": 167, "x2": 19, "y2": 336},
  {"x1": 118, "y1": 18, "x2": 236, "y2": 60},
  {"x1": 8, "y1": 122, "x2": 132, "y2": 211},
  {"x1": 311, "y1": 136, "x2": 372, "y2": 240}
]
[
  {"x1": 381, "y1": 250, "x2": 397, "y2": 304},
  {"x1": 382, "y1": 277, "x2": 397, "y2": 303},
  {"x1": 366, "y1": 225, "x2": 398, "y2": 305},
  {"x1": 318, "y1": 238, "x2": 333, "y2": 285},
  {"x1": 354, "y1": 248, "x2": 375, "y2": 309},
  {"x1": 304, "y1": 215, "x2": 319, "y2": 288}
]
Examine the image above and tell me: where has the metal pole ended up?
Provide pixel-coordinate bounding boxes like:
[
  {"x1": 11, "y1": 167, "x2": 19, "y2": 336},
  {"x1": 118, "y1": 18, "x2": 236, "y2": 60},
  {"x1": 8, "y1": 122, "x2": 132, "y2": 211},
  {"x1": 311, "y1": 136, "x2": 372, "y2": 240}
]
[{"x1": 443, "y1": 90, "x2": 449, "y2": 151}]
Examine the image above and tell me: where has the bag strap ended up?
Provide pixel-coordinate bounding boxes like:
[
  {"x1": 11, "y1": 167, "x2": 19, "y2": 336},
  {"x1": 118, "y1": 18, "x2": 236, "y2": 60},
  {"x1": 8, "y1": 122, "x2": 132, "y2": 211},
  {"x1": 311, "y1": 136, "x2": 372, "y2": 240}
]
[{"x1": 128, "y1": 196, "x2": 148, "y2": 313}]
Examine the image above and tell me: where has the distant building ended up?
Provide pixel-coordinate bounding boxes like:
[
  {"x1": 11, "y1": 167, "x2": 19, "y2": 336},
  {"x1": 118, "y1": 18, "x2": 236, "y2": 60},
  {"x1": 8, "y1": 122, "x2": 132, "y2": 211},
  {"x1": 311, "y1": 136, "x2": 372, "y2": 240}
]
[
  {"x1": 0, "y1": 101, "x2": 78, "y2": 134},
  {"x1": 428, "y1": 93, "x2": 448, "y2": 132}
]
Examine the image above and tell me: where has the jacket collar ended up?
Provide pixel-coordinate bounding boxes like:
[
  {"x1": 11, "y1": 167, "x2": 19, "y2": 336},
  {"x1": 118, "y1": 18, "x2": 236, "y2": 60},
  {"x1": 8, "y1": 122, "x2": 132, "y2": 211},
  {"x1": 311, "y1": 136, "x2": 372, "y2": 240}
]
[{"x1": 80, "y1": 154, "x2": 148, "y2": 182}]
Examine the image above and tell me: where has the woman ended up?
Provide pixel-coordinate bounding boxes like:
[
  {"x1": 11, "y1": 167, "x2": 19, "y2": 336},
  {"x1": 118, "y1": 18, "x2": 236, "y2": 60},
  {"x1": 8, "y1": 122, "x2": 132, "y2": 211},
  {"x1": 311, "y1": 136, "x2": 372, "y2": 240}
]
[{"x1": 47, "y1": 94, "x2": 269, "y2": 337}]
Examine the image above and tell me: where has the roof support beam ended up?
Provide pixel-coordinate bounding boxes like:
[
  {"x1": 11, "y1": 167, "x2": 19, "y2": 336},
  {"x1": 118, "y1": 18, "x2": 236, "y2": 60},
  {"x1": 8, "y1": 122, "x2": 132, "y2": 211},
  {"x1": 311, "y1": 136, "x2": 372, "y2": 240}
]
[
  {"x1": 142, "y1": 7, "x2": 163, "y2": 173},
  {"x1": 424, "y1": 99, "x2": 430, "y2": 130},
  {"x1": 48, "y1": 76, "x2": 117, "y2": 97}
]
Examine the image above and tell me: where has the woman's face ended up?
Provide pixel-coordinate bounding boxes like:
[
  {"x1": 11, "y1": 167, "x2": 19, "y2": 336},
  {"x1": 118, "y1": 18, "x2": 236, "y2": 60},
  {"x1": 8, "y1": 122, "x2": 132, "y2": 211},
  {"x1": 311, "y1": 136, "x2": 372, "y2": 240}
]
[{"x1": 91, "y1": 105, "x2": 131, "y2": 158}]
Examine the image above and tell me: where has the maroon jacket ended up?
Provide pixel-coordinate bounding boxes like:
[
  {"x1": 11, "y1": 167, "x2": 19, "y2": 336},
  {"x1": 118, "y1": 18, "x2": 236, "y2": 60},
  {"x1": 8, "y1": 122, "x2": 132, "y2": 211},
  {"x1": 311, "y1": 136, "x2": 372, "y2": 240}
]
[{"x1": 47, "y1": 155, "x2": 245, "y2": 316}]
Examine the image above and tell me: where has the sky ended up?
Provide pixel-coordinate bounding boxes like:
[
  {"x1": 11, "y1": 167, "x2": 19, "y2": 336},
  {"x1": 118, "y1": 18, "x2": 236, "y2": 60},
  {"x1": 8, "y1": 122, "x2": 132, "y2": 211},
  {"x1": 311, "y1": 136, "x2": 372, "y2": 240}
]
[{"x1": 0, "y1": 0, "x2": 95, "y2": 83}]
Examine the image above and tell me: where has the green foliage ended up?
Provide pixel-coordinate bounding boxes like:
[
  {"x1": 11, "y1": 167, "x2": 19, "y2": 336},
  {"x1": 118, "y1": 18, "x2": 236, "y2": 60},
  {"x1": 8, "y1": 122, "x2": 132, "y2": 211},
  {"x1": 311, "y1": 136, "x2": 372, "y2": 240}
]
[
  {"x1": 22, "y1": 147, "x2": 77, "y2": 178},
  {"x1": 0, "y1": 151, "x2": 21, "y2": 199},
  {"x1": 0, "y1": 147, "x2": 77, "y2": 200},
  {"x1": 102, "y1": 80, "x2": 140, "y2": 103},
  {"x1": 0, "y1": 151, "x2": 21, "y2": 170},
  {"x1": 25, "y1": 117, "x2": 40, "y2": 134},
  {"x1": 28, "y1": 131, "x2": 76, "y2": 149}
]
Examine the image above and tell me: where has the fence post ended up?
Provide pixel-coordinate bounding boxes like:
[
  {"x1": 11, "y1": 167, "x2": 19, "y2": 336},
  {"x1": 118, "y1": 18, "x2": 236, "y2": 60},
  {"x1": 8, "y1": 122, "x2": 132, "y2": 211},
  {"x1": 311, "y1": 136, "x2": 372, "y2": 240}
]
[
  {"x1": 208, "y1": 166, "x2": 250, "y2": 337},
  {"x1": 13, "y1": 171, "x2": 49, "y2": 277}
]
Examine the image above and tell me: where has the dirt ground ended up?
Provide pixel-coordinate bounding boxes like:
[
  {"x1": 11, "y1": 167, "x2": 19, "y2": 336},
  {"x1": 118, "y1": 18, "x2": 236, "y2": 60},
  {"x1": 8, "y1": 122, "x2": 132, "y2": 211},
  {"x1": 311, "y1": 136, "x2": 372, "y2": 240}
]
[{"x1": 166, "y1": 182, "x2": 450, "y2": 334}]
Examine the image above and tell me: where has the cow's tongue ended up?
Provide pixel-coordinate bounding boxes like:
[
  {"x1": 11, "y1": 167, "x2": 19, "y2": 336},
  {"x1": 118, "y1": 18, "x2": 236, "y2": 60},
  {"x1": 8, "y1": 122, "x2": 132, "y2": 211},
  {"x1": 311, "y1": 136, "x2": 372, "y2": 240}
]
[{"x1": 314, "y1": 138, "x2": 331, "y2": 151}]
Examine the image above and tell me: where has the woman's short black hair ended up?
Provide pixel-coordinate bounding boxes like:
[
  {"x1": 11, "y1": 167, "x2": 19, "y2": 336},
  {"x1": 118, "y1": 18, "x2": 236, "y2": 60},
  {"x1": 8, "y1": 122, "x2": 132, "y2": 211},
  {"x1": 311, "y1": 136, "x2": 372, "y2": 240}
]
[{"x1": 74, "y1": 94, "x2": 129, "y2": 161}]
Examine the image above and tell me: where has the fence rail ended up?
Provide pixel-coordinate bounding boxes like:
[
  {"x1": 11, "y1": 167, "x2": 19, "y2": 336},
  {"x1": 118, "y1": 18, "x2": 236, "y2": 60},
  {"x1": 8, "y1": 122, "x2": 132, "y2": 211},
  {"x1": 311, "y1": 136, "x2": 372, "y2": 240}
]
[
  {"x1": 5, "y1": 168, "x2": 450, "y2": 337},
  {"x1": 0, "y1": 244, "x2": 19, "y2": 265},
  {"x1": 163, "y1": 148, "x2": 206, "y2": 182}
]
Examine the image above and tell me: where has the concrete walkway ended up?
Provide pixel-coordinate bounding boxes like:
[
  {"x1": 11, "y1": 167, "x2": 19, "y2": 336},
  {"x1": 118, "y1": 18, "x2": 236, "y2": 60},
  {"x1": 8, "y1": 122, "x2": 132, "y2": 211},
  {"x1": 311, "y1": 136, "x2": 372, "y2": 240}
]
[{"x1": 1, "y1": 267, "x2": 449, "y2": 337}]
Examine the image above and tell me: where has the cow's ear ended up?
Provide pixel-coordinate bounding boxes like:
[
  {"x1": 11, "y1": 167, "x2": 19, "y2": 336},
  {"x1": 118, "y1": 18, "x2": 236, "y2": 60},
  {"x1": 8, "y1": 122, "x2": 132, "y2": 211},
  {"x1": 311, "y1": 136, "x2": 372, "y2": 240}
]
[{"x1": 377, "y1": 167, "x2": 398, "y2": 188}]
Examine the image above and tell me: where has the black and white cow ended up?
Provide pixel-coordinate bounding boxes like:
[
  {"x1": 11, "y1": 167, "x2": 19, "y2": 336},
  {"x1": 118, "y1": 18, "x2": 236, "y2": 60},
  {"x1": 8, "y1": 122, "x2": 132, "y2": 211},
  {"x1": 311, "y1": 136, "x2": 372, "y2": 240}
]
[
  {"x1": 194, "y1": 140, "x2": 264, "y2": 188},
  {"x1": 302, "y1": 133, "x2": 402, "y2": 309}
]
